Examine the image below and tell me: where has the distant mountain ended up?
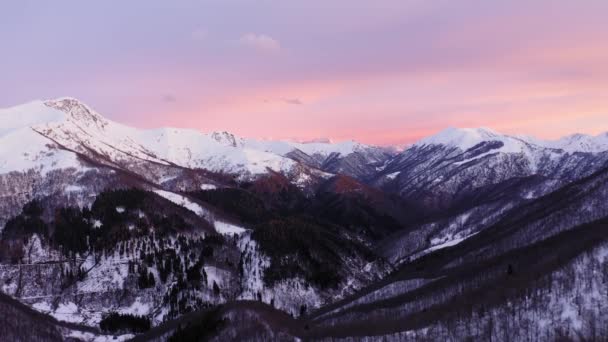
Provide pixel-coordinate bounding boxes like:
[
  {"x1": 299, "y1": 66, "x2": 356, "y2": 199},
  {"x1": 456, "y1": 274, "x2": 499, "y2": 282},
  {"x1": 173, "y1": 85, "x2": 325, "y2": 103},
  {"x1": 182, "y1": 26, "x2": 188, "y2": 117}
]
[
  {"x1": 1, "y1": 97, "x2": 392, "y2": 184},
  {"x1": 374, "y1": 126, "x2": 608, "y2": 212},
  {"x1": 415, "y1": 126, "x2": 608, "y2": 153},
  {"x1": 0, "y1": 97, "x2": 392, "y2": 228}
]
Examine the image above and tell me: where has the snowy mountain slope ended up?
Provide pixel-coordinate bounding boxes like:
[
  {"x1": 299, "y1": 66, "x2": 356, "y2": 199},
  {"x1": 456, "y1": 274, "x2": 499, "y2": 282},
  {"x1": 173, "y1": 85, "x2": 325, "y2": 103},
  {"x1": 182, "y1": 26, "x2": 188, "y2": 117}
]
[
  {"x1": 541, "y1": 132, "x2": 608, "y2": 153},
  {"x1": 375, "y1": 127, "x2": 608, "y2": 212},
  {"x1": 0, "y1": 101, "x2": 110, "y2": 229},
  {"x1": 415, "y1": 127, "x2": 608, "y2": 154},
  {"x1": 0, "y1": 98, "x2": 385, "y2": 184},
  {"x1": 0, "y1": 101, "x2": 84, "y2": 175},
  {"x1": 136, "y1": 219, "x2": 608, "y2": 341},
  {"x1": 246, "y1": 138, "x2": 371, "y2": 157},
  {"x1": 377, "y1": 175, "x2": 562, "y2": 265},
  {"x1": 414, "y1": 127, "x2": 519, "y2": 151},
  {"x1": 292, "y1": 166, "x2": 608, "y2": 339},
  {"x1": 243, "y1": 136, "x2": 394, "y2": 179},
  {"x1": 36, "y1": 98, "x2": 303, "y2": 179}
]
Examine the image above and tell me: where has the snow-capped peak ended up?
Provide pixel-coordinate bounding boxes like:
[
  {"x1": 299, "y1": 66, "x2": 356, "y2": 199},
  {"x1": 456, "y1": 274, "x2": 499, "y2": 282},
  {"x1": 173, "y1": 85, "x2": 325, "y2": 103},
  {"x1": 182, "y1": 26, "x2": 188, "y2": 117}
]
[
  {"x1": 208, "y1": 131, "x2": 244, "y2": 148},
  {"x1": 547, "y1": 133, "x2": 608, "y2": 153},
  {"x1": 299, "y1": 137, "x2": 334, "y2": 144},
  {"x1": 415, "y1": 127, "x2": 503, "y2": 151},
  {"x1": 244, "y1": 138, "x2": 370, "y2": 158},
  {"x1": 0, "y1": 100, "x2": 66, "y2": 136},
  {"x1": 0, "y1": 100, "x2": 85, "y2": 174},
  {"x1": 414, "y1": 126, "x2": 608, "y2": 153},
  {"x1": 44, "y1": 97, "x2": 109, "y2": 132}
]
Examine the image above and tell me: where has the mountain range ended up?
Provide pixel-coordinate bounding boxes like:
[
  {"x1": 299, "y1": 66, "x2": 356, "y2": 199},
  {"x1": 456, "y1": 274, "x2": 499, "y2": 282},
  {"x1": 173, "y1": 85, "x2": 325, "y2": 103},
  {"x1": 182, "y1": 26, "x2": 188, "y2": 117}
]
[{"x1": 1, "y1": 98, "x2": 608, "y2": 341}]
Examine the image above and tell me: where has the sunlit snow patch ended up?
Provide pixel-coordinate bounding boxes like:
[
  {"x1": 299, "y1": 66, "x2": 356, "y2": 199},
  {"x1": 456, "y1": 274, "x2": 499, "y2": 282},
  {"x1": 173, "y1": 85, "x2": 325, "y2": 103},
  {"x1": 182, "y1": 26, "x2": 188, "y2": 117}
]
[
  {"x1": 200, "y1": 184, "x2": 217, "y2": 190},
  {"x1": 386, "y1": 171, "x2": 400, "y2": 180},
  {"x1": 153, "y1": 189, "x2": 208, "y2": 217},
  {"x1": 214, "y1": 221, "x2": 247, "y2": 235}
]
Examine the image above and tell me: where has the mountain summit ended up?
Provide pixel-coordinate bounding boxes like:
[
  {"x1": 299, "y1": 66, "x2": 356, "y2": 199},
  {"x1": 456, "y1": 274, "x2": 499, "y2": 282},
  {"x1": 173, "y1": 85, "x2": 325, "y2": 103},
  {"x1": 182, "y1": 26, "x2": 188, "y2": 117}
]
[{"x1": 415, "y1": 126, "x2": 608, "y2": 153}]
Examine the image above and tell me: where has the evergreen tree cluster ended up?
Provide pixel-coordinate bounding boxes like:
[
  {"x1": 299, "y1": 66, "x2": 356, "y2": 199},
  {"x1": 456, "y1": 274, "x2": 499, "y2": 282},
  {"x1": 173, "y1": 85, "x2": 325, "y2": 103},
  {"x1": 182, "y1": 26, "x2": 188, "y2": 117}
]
[
  {"x1": 137, "y1": 265, "x2": 156, "y2": 289},
  {"x1": 190, "y1": 177, "x2": 393, "y2": 290},
  {"x1": 168, "y1": 308, "x2": 226, "y2": 342},
  {"x1": 2, "y1": 200, "x2": 48, "y2": 240},
  {"x1": 252, "y1": 216, "x2": 349, "y2": 289},
  {"x1": 0, "y1": 188, "x2": 214, "y2": 262},
  {"x1": 99, "y1": 312, "x2": 151, "y2": 334}
]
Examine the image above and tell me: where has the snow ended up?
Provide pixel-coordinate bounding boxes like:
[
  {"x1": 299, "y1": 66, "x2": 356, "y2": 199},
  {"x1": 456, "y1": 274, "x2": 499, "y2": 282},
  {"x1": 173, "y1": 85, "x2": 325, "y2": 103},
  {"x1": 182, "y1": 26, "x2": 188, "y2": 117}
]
[
  {"x1": 214, "y1": 221, "x2": 247, "y2": 235},
  {"x1": 78, "y1": 255, "x2": 130, "y2": 293},
  {"x1": 386, "y1": 171, "x2": 400, "y2": 180},
  {"x1": 238, "y1": 234, "x2": 271, "y2": 298},
  {"x1": 289, "y1": 140, "x2": 365, "y2": 157},
  {"x1": 159, "y1": 175, "x2": 177, "y2": 183},
  {"x1": 204, "y1": 265, "x2": 231, "y2": 289},
  {"x1": 23, "y1": 234, "x2": 52, "y2": 264},
  {"x1": 153, "y1": 190, "x2": 209, "y2": 217},
  {"x1": 65, "y1": 185, "x2": 83, "y2": 192},
  {"x1": 66, "y1": 330, "x2": 134, "y2": 342},
  {"x1": 115, "y1": 206, "x2": 125, "y2": 213},
  {"x1": 415, "y1": 127, "x2": 505, "y2": 151},
  {"x1": 424, "y1": 213, "x2": 476, "y2": 253},
  {"x1": 0, "y1": 100, "x2": 87, "y2": 175},
  {"x1": 52, "y1": 302, "x2": 82, "y2": 323},
  {"x1": 427, "y1": 234, "x2": 474, "y2": 252},
  {"x1": 544, "y1": 132, "x2": 608, "y2": 153},
  {"x1": 119, "y1": 297, "x2": 151, "y2": 316},
  {"x1": 0, "y1": 100, "x2": 66, "y2": 136},
  {"x1": 2, "y1": 278, "x2": 18, "y2": 294},
  {"x1": 245, "y1": 138, "x2": 368, "y2": 158},
  {"x1": 34, "y1": 99, "x2": 301, "y2": 177},
  {"x1": 154, "y1": 189, "x2": 249, "y2": 236},
  {"x1": 0, "y1": 98, "x2": 606, "y2": 181},
  {"x1": 415, "y1": 127, "x2": 608, "y2": 153},
  {"x1": 32, "y1": 302, "x2": 52, "y2": 312},
  {"x1": 453, "y1": 150, "x2": 498, "y2": 165},
  {"x1": 559, "y1": 298, "x2": 583, "y2": 329},
  {"x1": 0, "y1": 126, "x2": 84, "y2": 175},
  {"x1": 200, "y1": 183, "x2": 217, "y2": 190}
]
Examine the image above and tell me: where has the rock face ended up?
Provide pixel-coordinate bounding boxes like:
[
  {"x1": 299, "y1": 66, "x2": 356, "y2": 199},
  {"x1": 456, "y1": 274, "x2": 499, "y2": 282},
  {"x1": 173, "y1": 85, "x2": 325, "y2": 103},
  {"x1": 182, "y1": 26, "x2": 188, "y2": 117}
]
[{"x1": 2, "y1": 98, "x2": 608, "y2": 340}]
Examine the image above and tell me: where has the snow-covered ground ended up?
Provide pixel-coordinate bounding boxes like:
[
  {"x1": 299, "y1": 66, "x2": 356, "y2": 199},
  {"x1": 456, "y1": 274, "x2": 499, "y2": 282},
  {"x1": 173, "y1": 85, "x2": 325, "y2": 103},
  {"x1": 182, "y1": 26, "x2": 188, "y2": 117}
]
[
  {"x1": 153, "y1": 189, "x2": 248, "y2": 236},
  {"x1": 153, "y1": 190, "x2": 209, "y2": 217},
  {"x1": 415, "y1": 126, "x2": 608, "y2": 154},
  {"x1": 214, "y1": 221, "x2": 247, "y2": 236},
  {"x1": 65, "y1": 330, "x2": 134, "y2": 342}
]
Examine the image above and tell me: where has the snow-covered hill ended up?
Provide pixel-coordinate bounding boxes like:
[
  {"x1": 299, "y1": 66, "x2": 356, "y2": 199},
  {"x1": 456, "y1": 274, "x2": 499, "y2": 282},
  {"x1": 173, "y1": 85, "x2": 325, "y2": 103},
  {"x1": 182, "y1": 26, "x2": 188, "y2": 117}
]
[
  {"x1": 37, "y1": 98, "x2": 303, "y2": 179},
  {"x1": 0, "y1": 101, "x2": 84, "y2": 174},
  {"x1": 541, "y1": 132, "x2": 608, "y2": 153},
  {"x1": 0, "y1": 98, "x2": 394, "y2": 187},
  {"x1": 375, "y1": 127, "x2": 608, "y2": 212},
  {"x1": 415, "y1": 127, "x2": 608, "y2": 154}
]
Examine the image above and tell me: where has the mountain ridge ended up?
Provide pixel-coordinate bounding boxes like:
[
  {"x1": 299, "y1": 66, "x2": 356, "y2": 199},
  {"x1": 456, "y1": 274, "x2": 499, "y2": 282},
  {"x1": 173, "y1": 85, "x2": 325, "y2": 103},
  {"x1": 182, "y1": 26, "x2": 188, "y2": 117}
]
[
  {"x1": 2, "y1": 97, "x2": 608, "y2": 340},
  {"x1": 3, "y1": 98, "x2": 607, "y2": 157}
]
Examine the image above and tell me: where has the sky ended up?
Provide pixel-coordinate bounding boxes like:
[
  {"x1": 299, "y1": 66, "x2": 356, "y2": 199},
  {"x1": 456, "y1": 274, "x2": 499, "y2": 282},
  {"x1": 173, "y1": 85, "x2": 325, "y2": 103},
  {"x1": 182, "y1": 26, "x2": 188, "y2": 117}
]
[{"x1": 1, "y1": 0, "x2": 607, "y2": 146}]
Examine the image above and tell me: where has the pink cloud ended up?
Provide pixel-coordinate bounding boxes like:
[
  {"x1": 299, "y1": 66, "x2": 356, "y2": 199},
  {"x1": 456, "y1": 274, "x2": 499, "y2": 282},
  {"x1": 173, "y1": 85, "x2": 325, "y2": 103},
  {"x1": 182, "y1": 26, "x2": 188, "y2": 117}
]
[{"x1": 238, "y1": 33, "x2": 281, "y2": 53}]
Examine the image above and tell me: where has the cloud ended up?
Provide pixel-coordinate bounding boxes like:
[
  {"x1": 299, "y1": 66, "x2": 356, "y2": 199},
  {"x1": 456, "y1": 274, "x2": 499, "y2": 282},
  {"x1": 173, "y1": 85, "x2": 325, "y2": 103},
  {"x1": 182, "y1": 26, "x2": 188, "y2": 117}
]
[
  {"x1": 283, "y1": 98, "x2": 302, "y2": 105},
  {"x1": 191, "y1": 28, "x2": 207, "y2": 41},
  {"x1": 162, "y1": 94, "x2": 177, "y2": 103},
  {"x1": 263, "y1": 98, "x2": 303, "y2": 105},
  {"x1": 238, "y1": 33, "x2": 281, "y2": 53}
]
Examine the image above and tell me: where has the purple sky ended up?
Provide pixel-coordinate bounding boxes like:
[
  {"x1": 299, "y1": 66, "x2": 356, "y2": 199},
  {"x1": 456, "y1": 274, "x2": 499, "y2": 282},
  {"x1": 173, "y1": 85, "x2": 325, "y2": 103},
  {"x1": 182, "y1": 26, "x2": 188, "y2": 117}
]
[{"x1": 2, "y1": 0, "x2": 608, "y2": 145}]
